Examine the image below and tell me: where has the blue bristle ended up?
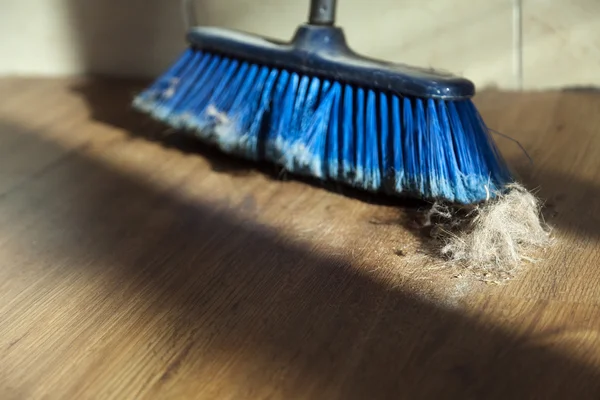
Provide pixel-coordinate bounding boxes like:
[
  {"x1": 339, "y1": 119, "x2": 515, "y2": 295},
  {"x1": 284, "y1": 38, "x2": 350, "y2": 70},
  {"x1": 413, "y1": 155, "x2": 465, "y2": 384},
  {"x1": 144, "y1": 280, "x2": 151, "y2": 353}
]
[
  {"x1": 294, "y1": 80, "x2": 338, "y2": 178},
  {"x1": 268, "y1": 72, "x2": 299, "y2": 163},
  {"x1": 401, "y1": 97, "x2": 415, "y2": 194},
  {"x1": 200, "y1": 62, "x2": 253, "y2": 143},
  {"x1": 447, "y1": 101, "x2": 477, "y2": 178},
  {"x1": 391, "y1": 96, "x2": 404, "y2": 192},
  {"x1": 209, "y1": 63, "x2": 263, "y2": 154},
  {"x1": 228, "y1": 67, "x2": 277, "y2": 159},
  {"x1": 379, "y1": 92, "x2": 391, "y2": 191},
  {"x1": 282, "y1": 75, "x2": 311, "y2": 171},
  {"x1": 414, "y1": 99, "x2": 427, "y2": 196},
  {"x1": 197, "y1": 60, "x2": 246, "y2": 130},
  {"x1": 151, "y1": 52, "x2": 207, "y2": 123},
  {"x1": 354, "y1": 88, "x2": 366, "y2": 189},
  {"x1": 134, "y1": 48, "x2": 194, "y2": 108},
  {"x1": 134, "y1": 49, "x2": 201, "y2": 121},
  {"x1": 436, "y1": 100, "x2": 468, "y2": 202},
  {"x1": 283, "y1": 76, "x2": 320, "y2": 172},
  {"x1": 427, "y1": 99, "x2": 455, "y2": 200},
  {"x1": 467, "y1": 101, "x2": 512, "y2": 186},
  {"x1": 165, "y1": 53, "x2": 210, "y2": 124},
  {"x1": 325, "y1": 82, "x2": 341, "y2": 179},
  {"x1": 300, "y1": 78, "x2": 321, "y2": 133},
  {"x1": 341, "y1": 85, "x2": 355, "y2": 182},
  {"x1": 366, "y1": 90, "x2": 381, "y2": 191},
  {"x1": 134, "y1": 48, "x2": 513, "y2": 204},
  {"x1": 186, "y1": 58, "x2": 232, "y2": 120},
  {"x1": 179, "y1": 56, "x2": 225, "y2": 128},
  {"x1": 264, "y1": 70, "x2": 290, "y2": 157}
]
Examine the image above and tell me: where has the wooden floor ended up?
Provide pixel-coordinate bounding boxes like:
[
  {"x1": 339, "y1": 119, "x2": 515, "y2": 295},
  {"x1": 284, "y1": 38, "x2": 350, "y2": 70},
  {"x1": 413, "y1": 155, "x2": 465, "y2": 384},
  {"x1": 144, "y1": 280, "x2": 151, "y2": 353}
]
[{"x1": 0, "y1": 78, "x2": 599, "y2": 399}]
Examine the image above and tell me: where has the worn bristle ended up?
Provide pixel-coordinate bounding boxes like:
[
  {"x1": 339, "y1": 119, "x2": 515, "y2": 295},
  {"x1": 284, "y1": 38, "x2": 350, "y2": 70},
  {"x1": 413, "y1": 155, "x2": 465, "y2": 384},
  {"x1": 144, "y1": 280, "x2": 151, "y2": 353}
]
[{"x1": 134, "y1": 48, "x2": 512, "y2": 204}]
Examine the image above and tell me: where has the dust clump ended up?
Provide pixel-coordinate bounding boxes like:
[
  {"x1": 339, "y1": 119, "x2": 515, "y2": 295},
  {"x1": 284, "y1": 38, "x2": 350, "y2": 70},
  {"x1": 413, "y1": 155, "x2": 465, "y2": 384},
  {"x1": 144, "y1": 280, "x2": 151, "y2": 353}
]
[{"x1": 423, "y1": 183, "x2": 552, "y2": 282}]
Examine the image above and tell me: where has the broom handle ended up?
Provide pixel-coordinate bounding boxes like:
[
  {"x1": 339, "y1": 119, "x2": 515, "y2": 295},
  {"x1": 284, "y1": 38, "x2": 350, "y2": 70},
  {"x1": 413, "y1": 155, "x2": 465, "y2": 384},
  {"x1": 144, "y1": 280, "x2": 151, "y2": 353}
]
[{"x1": 308, "y1": 0, "x2": 337, "y2": 25}]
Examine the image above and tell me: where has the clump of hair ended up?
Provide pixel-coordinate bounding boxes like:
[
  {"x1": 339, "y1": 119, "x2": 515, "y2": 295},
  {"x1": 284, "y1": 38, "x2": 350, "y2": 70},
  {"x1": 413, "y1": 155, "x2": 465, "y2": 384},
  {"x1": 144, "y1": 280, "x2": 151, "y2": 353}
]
[{"x1": 425, "y1": 183, "x2": 552, "y2": 282}]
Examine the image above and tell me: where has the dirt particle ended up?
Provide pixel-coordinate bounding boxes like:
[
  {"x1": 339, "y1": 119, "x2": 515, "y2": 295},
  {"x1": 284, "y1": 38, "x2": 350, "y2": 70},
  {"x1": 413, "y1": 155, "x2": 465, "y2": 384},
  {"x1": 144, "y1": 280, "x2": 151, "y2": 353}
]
[{"x1": 394, "y1": 248, "x2": 406, "y2": 257}]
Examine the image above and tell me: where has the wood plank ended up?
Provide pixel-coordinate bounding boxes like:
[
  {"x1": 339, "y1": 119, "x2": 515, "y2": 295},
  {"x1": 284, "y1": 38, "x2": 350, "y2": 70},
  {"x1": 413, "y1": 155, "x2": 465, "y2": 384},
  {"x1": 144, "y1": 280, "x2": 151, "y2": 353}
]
[{"x1": 0, "y1": 78, "x2": 599, "y2": 399}]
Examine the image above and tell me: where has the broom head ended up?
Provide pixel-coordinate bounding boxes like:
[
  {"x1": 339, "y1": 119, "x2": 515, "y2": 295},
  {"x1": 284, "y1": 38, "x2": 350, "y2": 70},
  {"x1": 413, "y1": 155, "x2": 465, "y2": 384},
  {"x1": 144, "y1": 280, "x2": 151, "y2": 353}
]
[{"x1": 133, "y1": 24, "x2": 512, "y2": 204}]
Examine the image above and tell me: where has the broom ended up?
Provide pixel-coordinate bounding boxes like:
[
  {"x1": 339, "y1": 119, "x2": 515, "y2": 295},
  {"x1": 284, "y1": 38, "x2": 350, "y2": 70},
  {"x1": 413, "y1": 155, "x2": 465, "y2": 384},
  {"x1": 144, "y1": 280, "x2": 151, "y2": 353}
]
[{"x1": 132, "y1": 0, "x2": 513, "y2": 205}]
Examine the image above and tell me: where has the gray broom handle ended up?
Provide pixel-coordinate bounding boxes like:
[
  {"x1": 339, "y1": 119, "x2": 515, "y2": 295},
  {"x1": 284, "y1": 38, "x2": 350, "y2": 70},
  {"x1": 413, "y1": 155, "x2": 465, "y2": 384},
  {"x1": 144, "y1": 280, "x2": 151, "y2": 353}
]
[{"x1": 309, "y1": 0, "x2": 337, "y2": 25}]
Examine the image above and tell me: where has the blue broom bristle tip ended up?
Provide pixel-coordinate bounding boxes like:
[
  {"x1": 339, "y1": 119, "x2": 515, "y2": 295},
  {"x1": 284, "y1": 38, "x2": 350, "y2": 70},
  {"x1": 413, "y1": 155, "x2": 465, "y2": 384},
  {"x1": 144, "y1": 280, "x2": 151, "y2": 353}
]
[{"x1": 133, "y1": 48, "x2": 513, "y2": 204}]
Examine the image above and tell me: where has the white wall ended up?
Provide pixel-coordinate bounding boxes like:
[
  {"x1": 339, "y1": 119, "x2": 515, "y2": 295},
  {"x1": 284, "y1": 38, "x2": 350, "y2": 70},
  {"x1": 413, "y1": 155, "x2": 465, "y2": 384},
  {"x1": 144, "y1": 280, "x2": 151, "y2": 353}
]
[
  {"x1": 0, "y1": 0, "x2": 185, "y2": 77},
  {"x1": 1, "y1": 0, "x2": 82, "y2": 76},
  {"x1": 0, "y1": 0, "x2": 598, "y2": 90}
]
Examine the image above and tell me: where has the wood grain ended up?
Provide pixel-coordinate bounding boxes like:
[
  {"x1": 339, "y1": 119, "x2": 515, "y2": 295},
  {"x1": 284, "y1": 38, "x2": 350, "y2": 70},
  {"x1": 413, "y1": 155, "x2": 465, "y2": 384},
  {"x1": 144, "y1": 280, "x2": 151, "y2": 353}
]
[{"x1": 0, "y1": 78, "x2": 599, "y2": 399}]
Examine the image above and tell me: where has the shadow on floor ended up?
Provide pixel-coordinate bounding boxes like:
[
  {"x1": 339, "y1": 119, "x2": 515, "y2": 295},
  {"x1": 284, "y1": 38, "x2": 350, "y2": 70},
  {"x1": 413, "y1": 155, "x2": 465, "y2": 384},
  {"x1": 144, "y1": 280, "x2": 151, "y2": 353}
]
[{"x1": 1, "y1": 110, "x2": 600, "y2": 398}]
